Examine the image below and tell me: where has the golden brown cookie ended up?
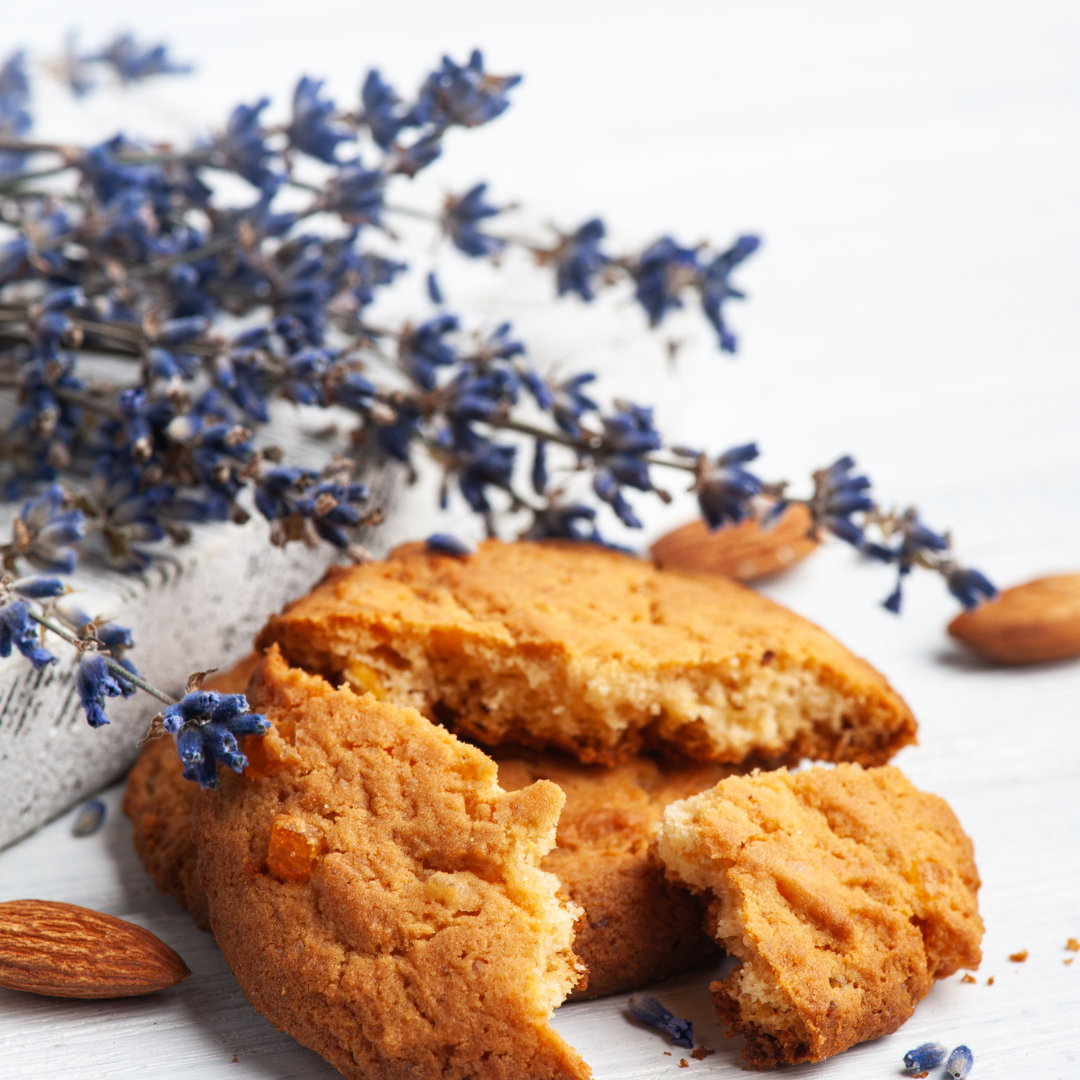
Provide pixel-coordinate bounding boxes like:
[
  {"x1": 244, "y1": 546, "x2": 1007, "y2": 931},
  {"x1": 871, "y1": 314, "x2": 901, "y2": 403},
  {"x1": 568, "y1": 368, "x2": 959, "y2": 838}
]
[
  {"x1": 257, "y1": 540, "x2": 917, "y2": 768},
  {"x1": 192, "y1": 646, "x2": 590, "y2": 1080},
  {"x1": 124, "y1": 655, "x2": 736, "y2": 998},
  {"x1": 656, "y1": 765, "x2": 983, "y2": 1067},
  {"x1": 122, "y1": 655, "x2": 260, "y2": 932},
  {"x1": 493, "y1": 748, "x2": 736, "y2": 998}
]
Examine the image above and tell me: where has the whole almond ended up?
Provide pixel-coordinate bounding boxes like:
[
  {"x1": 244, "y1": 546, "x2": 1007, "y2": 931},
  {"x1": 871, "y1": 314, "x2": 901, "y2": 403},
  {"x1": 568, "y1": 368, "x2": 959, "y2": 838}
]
[
  {"x1": 651, "y1": 503, "x2": 818, "y2": 581},
  {"x1": 0, "y1": 899, "x2": 191, "y2": 998},
  {"x1": 947, "y1": 573, "x2": 1080, "y2": 665}
]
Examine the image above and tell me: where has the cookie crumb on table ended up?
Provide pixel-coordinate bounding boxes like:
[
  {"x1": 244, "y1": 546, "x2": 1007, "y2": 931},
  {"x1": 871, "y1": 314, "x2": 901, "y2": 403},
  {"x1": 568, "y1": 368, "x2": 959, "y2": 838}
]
[
  {"x1": 1009, "y1": 949, "x2": 1029, "y2": 962},
  {"x1": 677, "y1": 1059, "x2": 689, "y2": 1068},
  {"x1": 690, "y1": 1045, "x2": 714, "y2": 1060},
  {"x1": 961, "y1": 974, "x2": 977, "y2": 984},
  {"x1": 1066, "y1": 938, "x2": 1079, "y2": 952}
]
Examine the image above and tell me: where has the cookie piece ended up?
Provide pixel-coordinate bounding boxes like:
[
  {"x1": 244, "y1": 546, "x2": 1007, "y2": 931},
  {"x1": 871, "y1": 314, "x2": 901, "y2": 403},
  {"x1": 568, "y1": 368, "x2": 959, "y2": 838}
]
[
  {"x1": 257, "y1": 540, "x2": 916, "y2": 767},
  {"x1": 122, "y1": 654, "x2": 260, "y2": 931},
  {"x1": 494, "y1": 749, "x2": 736, "y2": 998},
  {"x1": 125, "y1": 655, "x2": 736, "y2": 997},
  {"x1": 192, "y1": 646, "x2": 590, "y2": 1080},
  {"x1": 656, "y1": 765, "x2": 983, "y2": 1067}
]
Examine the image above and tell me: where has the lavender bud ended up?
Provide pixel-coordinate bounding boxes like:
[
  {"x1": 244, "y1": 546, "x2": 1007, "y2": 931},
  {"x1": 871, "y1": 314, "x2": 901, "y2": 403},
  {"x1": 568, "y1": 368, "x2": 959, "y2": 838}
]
[
  {"x1": 945, "y1": 1045, "x2": 974, "y2": 1079},
  {"x1": 903, "y1": 1042, "x2": 948, "y2": 1073}
]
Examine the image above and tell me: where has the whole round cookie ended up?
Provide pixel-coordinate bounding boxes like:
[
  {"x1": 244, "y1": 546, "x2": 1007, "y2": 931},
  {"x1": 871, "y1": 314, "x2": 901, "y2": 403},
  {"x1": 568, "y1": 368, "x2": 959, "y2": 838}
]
[
  {"x1": 257, "y1": 539, "x2": 916, "y2": 767},
  {"x1": 193, "y1": 647, "x2": 589, "y2": 1080}
]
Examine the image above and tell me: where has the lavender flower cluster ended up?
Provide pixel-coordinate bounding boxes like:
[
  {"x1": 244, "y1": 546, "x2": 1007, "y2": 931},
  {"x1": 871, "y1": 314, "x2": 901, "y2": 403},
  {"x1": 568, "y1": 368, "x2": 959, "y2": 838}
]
[{"x1": 0, "y1": 35, "x2": 996, "y2": 783}]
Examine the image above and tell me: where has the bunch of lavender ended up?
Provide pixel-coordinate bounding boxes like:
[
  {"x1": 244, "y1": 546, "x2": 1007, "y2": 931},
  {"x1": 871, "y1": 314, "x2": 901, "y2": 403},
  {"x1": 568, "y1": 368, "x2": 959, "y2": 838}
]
[{"x1": 0, "y1": 35, "x2": 996, "y2": 773}]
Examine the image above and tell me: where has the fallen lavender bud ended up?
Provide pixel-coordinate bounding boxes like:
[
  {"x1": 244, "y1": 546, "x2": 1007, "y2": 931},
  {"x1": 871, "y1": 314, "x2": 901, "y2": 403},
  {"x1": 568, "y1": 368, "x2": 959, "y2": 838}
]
[
  {"x1": 903, "y1": 1041, "x2": 948, "y2": 1073},
  {"x1": 72, "y1": 798, "x2": 106, "y2": 837},
  {"x1": 945, "y1": 1045, "x2": 974, "y2": 1078},
  {"x1": 426, "y1": 533, "x2": 474, "y2": 557},
  {"x1": 627, "y1": 993, "x2": 694, "y2": 1049}
]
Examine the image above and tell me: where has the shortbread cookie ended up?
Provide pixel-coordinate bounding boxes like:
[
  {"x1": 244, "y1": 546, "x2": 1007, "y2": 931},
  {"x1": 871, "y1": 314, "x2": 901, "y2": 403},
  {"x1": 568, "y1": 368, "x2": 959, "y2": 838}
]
[
  {"x1": 125, "y1": 655, "x2": 734, "y2": 997},
  {"x1": 122, "y1": 655, "x2": 260, "y2": 932},
  {"x1": 656, "y1": 765, "x2": 983, "y2": 1067},
  {"x1": 192, "y1": 647, "x2": 591, "y2": 1080},
  {"x1": 257, "y1": 540, "x2": 916, "y2": 767},
  {"x1": 494, "y1": 749, "x2": 735, "y2": 998}
]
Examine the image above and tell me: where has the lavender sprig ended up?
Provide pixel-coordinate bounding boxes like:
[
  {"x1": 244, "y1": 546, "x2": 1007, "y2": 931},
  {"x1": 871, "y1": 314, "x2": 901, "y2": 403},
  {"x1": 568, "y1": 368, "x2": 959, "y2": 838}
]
[{"x1": 0, "y1": 35, "x2": 995, "y2": 645}]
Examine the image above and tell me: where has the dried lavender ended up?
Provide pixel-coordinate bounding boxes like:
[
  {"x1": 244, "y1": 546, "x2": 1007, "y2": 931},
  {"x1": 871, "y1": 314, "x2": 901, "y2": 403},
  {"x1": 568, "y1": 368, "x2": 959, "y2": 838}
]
[
  {"x1": 626, "y1": 994, "x2": 694, "y2": 1049},
  {"x1": 0, "y1": 34, "x2": 996, "y2": 753},
  {"x1": 903, "y1": 1041, "x2": 949, "y2": 1073},
  {"x1": 944, "y1": 1045, "x2": 974, "y2": 1079}
]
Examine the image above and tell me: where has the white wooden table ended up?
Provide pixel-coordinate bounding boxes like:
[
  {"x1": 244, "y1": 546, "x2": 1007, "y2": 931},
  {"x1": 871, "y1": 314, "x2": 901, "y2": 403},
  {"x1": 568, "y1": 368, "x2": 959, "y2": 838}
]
[{"x1": 2, "y1": 1, "x2": 1079, "y2": 1077}]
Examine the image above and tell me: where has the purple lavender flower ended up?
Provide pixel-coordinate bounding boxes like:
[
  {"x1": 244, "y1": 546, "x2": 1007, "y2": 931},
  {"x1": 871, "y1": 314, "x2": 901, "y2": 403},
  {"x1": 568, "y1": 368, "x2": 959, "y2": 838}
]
[
  {"x1": 946, "y1": 567, "x2": 997, "y2": 610},
  {"x1": 443, "y1": 183, "x2": 505, "y2": 259},
  {"x1": 633, "y1": 237, "x2": 700, "y2": 327},
  {"x1": 220, "y1": 97, "x2": 279, "y2": 187},
  {"x1": 286, "y1": 76, "x2": 355, "y2": 163},
  {"x1": 701, "y1": 234, "x2": 761, "y2": 352},
  {"x1": 0, "y1": 599, "x2": 56, "y2": 671},
  {"x1": 697, "y1": 443, "x2": 765, "y2": 529},
  {"x1": 552, "y1": 373, "x2": 599, "y2": 437},
  {"x1": 627, "y1": 994, "x2": 694, "y2": 1049},
  {"x1": 0, "y1": 51, "x2": 32, "y2": 177},
  {"x1": 91, "y1": 34, "x2": 192, "y2": 84},
  {"x1": 361, "y1": 69, "x2": 414, "y2": 149},
  {"x1": 399, "y1": 314, "x2": 460, "y2": 389},
  {"x1": 414, "y1": 50, "x2": 521, "y2": 131},
  {"x1": 903, "y1": 1042, "x2": 948, "y2": 1073},
  {"x1": 326, "y1": 159, "x2": 387, "y2": 226},
  {"x1": 554, "y1": 219, "x2": 608, "y2": 301},
  {"x1": 162, "y1": 689, "x2": 269, "y2": 788},
  {"x1": 75, "y1": 651, "x2": 133, "y2": 728},
  {"x1": 426, "y1": 533, "x2": 474, "y2": 557},
  {"x1": 14, "y1": 484, "x2": 87, "y2": 573}
]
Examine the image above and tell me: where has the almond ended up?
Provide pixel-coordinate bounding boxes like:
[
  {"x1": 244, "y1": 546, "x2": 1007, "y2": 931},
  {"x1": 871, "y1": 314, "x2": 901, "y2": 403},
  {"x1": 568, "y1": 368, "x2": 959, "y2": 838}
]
[
  {"x1": 947, "y1": 573, "x2": 1080, "y2": 665},
  {"x1": 651, "y1": 503, "x2": 818, "y2": 581},
  {"x1": 0, "y1": 899, "x2": 190, "y2": 998}
]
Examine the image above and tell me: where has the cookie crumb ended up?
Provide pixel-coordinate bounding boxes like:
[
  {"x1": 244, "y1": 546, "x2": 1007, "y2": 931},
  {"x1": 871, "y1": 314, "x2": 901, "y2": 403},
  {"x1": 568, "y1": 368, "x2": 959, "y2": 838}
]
[
  {"x1": 678, "y1": 1059, "x2": 689, "y2": 1068},
  {"x1": 231, "y1": 1056, "x2": 238, "y2": 1063},
  {"x1": 960, "y1": 973, "x2": 976, "y2": 984},
  {"x1": 663, "y1": 1052, "x2": 671, "y2": 1056},
  {"x1": 1009, "y1": 949, "x2": 1028, "y2": 962},
  {"x1": 1066, "y1": 938, "x2": 1079, "y2": 952},
  {"x1": 987, "y1": 976, "x2": 994, "y2": 985},
  {"x1": 1065, "y1": 958, "x2": 1074, "y2": 966},
  {"x1": 691, "y1": 1046, "x2": 714, "y2": 1060}
]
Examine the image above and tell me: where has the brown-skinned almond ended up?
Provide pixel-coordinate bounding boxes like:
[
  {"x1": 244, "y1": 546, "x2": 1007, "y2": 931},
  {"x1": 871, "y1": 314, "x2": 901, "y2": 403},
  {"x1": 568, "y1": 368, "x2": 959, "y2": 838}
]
[
  {"x1": 947, "y1": 573, "x2": 1080, "y2": 665},
  {"x1": 0, "y1": 899, "x2": 191, "y2": 998},
  {"x1": 651, "y1": 503, "x2": 818, "y2": 581}
]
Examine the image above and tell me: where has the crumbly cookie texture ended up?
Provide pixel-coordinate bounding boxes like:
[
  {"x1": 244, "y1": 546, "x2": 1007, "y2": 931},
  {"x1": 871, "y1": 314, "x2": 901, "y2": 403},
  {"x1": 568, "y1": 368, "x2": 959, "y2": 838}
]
[
  {"x1": 122, "y1": 654, "x2": 261, "y2": 932},
  {"x1": 494, "y1": 748, "x2": 737, "y2": 998},
  {"x1": 256, "y1": 540, "x2": 916, "y2": 767},
  {"x1": 124, "y1": 657, "x2": 734, "y2": 998},
  {"x1": 656, "y1": 764, "x2": 983, "y2": 1068},
  {"x1": 192, "y1": 646, "x2": 590, "y2": 1080}
]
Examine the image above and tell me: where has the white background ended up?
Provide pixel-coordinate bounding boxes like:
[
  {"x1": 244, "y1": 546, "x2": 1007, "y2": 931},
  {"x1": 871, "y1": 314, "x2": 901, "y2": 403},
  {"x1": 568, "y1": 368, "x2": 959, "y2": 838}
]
[{"x1": 1, "y1": 2, "x2": 1079, "y2": 1077}]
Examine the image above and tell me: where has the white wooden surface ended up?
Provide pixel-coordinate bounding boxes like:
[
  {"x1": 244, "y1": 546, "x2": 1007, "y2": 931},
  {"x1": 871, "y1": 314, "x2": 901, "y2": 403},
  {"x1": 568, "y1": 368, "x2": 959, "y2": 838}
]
[{"x1": 2, "y1": 2, "x2": 1079, "y2": 1077}]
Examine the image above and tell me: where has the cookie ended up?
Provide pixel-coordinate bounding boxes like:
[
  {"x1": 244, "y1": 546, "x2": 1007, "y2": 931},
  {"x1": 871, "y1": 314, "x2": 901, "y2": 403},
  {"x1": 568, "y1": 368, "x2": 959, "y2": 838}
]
[
  {"x1": 656, "y1": 764, "x2": 983, "y2": 1067},
  {"x1": 192, "y1": 646, "x2": 590, "y2": 1080},
  {"x1": 125, "y1": 658, "x2": 735, "y2": 998},
  {"x1": 257, "y1": 539, "x2": 916, "y2": 767},
  {"x1": 122, "y1": 654, "x2": 260, "y2": 932},
  {"x1": 493, "y1": 748, "x2": 736, "y2": 998}
]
